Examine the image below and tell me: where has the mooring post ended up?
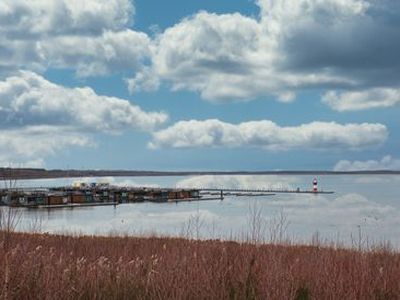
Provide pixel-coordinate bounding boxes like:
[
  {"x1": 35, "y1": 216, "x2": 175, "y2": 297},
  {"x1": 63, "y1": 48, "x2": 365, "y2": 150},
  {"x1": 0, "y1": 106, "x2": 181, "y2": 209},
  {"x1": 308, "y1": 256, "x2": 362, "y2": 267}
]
[{"x1": 220, "y1": 190, "x2": 223, "y2": 200}]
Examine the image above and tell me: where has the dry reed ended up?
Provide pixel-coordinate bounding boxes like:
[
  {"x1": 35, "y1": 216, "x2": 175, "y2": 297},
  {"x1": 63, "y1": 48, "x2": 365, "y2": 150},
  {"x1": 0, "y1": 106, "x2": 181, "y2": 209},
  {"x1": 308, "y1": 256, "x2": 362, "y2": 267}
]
[{"x1": 0, "y1": 231, "x2": 399, "y2": 299}]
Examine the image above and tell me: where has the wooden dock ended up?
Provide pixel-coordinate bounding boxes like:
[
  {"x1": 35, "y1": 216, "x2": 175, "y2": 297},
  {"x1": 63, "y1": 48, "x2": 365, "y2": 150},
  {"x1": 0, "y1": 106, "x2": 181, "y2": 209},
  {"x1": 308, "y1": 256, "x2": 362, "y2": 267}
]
[{"x1": 199, "y1": 188, "x2": 334, "y2": 194}]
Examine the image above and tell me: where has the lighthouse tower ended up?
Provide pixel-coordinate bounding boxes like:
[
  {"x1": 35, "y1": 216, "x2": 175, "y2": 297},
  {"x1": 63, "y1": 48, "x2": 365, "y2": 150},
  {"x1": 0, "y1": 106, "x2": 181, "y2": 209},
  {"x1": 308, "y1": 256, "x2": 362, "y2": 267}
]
[{"x1": 313, "y1": 178, "x2": 318, "y2": 193}]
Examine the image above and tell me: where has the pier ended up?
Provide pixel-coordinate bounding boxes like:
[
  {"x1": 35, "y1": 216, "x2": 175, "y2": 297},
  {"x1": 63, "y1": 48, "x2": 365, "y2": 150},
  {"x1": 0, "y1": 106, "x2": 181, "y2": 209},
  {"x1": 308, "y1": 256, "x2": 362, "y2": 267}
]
[{"x1": 199, "y1": 188, "x2": 334, "y2": 194}]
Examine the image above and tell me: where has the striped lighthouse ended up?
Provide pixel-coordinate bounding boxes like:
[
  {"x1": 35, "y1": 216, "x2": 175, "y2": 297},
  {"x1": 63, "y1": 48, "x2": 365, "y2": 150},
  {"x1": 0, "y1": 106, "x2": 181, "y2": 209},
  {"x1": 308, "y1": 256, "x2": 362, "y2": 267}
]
[{"x1": 313, "y1": 178, "x2": 318, "y2": 193}]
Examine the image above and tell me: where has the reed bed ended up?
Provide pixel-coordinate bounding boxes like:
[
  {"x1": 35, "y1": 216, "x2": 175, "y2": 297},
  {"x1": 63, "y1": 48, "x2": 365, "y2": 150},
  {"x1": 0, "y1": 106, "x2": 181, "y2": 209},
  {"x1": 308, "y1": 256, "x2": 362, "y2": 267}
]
[{"x1": 1, "y1": 231, "x2": 399, "y2": 299}]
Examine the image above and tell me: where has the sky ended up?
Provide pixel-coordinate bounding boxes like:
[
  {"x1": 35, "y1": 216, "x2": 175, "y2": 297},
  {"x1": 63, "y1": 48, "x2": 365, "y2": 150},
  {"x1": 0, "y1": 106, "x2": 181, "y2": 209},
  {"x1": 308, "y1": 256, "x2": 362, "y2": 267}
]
[{"x1": 0, "y1": 0, "x2": 400, "y2": 171}]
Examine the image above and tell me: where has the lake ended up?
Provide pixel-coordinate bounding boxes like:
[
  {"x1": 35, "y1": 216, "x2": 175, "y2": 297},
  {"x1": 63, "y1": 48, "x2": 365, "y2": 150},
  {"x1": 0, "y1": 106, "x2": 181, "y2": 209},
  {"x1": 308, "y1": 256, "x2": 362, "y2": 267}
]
[{"x1": 7, "y1": 174, "x2": 400, "y2": 248}]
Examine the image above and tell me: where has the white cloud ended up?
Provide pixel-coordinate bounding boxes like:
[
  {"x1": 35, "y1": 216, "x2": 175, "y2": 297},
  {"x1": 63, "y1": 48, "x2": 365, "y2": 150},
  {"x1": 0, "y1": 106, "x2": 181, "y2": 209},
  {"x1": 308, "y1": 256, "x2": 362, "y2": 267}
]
[
  {"x1": 0, "y1": 0, "x2": 149, "y2": 77},
  {"x1": 0, "y1": 29, "x2": 151, "y2": 78},
  {"x1": 322, "y1": 88, "x2": 400, "y2": 111},
  {"x1": 130, "y1": 0, "x2": 400, "y2": 103},
  {"x1": 334, "y1": 156, "x2": 400, "y2": 171},
  {"x1": 3, "y1": 0, "x2": 400, "y2": 103},
  {"x1": 149, "y1": 119, "x2": 387, "y2": 150},
  {"x1": 126, "y1": 67, "x2": 160, "y2": 93},
  {"x1": 0, "y1": 0, "x2": 134, "y2": 36},
  {"x1": 0, "y1": 159, "x2": 45, "y2": 169},
  {"x1": 135, "y1": 10, "x2": 356, "y2": 101},
  {"x1": 141, "y1": 12, "x2": 270, "y2": 100},
  {"x1": 0, "y1": 125, "x2": 92, "y2": 167},
  {"x1": 257, "y1": 0, "x2": 369, "y2": 23},
  {"x1": 0, "y1": 1, "x2": 161, "y2": 166},
  {"x1": 41, "y1": 30, "x2": 151, "y2": 77},
  {"x1": 0, "y1": 71, "x2": 167, "y2": 132},
  {"x1": 0, "y1": 71, "x2": 168, "y2": 166}
]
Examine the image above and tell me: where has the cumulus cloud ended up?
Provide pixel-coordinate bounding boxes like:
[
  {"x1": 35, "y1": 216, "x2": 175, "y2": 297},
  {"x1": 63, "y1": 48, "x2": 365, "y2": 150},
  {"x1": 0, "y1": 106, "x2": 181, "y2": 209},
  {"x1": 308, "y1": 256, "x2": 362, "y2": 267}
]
[
  {"x1": 0, "y1": 1, "x2": 162, "y2": 166},
  {"x1": 0, "y1": 71, "x2": 167, "y2": 132},
  {"x1": 149, "y1": 119, "x2": 387, "y2": 150},
  {"x1": 1, "y1": 1, "x2": 398, "y2": 166},
  {"x1": 126, "y1": 67, "x2": 160, "y2": 93},
  {"x1": 0, "y1": 125, "x2": 92, "y2": 167},
  {"x1": 3, "y1": 0, "x2": 400, "y2": 105},
  {"x1": 133, "y1": 12, "x2": 271, "y2": 100},
  {"x1": 0, "y1": 0, "x2": 134, "y2": 36},
  {"x1": 41, "y1": 30, "x2": 151, "y2": 77},
  {"x1": 0, "y1": 71, "x2": 167, "y2": 166},
  {"x1": 322, "y1": 88, "x2": 400, "y2": 111},
  {"x1": 130, "y1": 0, "x2": 400, "y2": 103},
  {"x1": 134, "y1": 10, "x2": 353, "y2": 100},
  {"x1": 334, "y1": 156, "x2": 400, "y2": 171},
  {"x1": 0, "y1": 0, "x2": 150, "y2": 77}
]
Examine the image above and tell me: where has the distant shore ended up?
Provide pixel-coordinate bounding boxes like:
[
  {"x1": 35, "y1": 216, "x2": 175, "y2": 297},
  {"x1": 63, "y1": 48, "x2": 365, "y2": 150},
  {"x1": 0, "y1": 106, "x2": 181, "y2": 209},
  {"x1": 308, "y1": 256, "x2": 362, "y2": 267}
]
[{"x1": 1, "y1": 167, "x2": 400, "y2": 180}]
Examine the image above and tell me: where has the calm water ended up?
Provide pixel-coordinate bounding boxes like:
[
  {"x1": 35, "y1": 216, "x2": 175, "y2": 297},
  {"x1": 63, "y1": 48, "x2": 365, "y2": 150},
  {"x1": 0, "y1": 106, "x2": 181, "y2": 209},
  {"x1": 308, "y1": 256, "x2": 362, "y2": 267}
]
[{"x1": 7, "y1": 175, "x2": 400, "y2": 247}]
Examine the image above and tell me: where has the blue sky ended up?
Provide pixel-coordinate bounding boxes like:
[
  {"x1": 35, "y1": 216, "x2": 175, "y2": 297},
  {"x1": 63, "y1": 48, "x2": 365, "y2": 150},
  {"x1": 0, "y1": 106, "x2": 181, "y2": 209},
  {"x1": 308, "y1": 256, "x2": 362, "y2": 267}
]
[{"x1": 0, "y1": 0, "x2": 399, "y2": 171}]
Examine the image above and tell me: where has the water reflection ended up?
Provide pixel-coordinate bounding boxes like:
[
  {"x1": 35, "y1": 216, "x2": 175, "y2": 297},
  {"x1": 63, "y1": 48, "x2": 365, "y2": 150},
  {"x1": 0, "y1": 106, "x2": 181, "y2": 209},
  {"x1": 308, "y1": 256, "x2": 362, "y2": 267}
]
[{"x1": 10, "y1": 175, "x2": 400, "y2": 247}]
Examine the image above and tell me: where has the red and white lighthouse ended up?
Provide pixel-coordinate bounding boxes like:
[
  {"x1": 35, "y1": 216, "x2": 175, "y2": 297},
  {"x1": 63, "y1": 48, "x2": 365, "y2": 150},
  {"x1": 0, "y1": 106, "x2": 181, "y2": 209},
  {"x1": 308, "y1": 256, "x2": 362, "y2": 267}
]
[{"x1": 313, "y1": 178, "x2": 318, "y2": 193}]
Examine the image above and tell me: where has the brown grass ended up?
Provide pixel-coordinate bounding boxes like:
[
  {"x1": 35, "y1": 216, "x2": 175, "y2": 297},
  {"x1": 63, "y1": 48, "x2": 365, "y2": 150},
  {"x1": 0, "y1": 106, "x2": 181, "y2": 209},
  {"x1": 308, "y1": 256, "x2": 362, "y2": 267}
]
[{"x1": 0, "y1": 232, "x2": 399, "y2": 299}]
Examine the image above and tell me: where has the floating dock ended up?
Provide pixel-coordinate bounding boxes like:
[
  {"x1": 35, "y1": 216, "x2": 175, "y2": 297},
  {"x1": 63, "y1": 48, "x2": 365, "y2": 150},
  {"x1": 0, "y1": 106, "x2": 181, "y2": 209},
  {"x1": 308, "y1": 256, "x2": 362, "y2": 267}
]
[
  {"x1": 0, "y1": 184, "x2": 205, "y2": 208},
  {"x1": 0, "y1": 179, "x2": 334, "y2": 208}
]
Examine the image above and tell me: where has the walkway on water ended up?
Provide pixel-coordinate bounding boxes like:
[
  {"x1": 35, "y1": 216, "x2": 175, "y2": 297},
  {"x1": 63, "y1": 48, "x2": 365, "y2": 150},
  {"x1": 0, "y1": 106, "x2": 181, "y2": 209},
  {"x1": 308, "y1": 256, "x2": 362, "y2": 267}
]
[{"x1": 199, "y1": 188, "x2": 334, "y2": 194}]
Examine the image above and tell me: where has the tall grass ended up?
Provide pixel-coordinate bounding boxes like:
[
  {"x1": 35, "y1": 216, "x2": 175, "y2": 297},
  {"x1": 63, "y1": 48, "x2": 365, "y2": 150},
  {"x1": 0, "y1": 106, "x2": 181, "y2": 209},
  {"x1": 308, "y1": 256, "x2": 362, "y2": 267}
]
[
  {"x1": 1, "y1": 203, "x2": 399, "y2": 299},
  {"x1": 0, "y1": 231, "x2": 399, "y2": 299}
]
